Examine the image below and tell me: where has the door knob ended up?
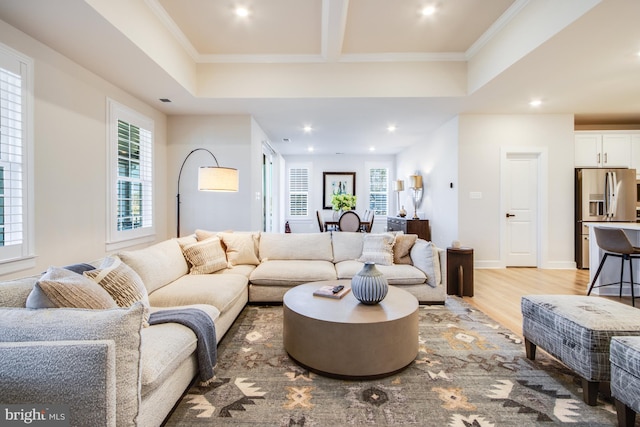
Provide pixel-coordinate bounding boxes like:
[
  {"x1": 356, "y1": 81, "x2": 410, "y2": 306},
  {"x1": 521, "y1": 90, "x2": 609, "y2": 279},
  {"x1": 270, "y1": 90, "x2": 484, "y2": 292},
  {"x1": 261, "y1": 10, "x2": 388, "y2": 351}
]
[{"x1": 506, "y1": 213, "x2": 515, "y2": 218}]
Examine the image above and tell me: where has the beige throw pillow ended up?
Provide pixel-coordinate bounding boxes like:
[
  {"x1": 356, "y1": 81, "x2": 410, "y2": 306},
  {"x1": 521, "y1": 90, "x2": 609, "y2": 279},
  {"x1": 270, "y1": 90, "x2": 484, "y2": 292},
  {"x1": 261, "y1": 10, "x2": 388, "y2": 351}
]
[
  {"x1": 27, "y1": 266, "x2": 118, "y2": 309},
  {"x1": 84, "y1": 257, "x2": 150, "y2": 323},
  {"x1": 357, "y1": 233, "x2": 395, "y2": 266},
  {"x1": 219, "y1": 232, "x2": 260, "y2": 266},
  {"x1": 393, "y1": 234, "x2": 418, "y2": 264},
  {"x1": 181, "y1": 236, "x2": 228, "y2": 274}
]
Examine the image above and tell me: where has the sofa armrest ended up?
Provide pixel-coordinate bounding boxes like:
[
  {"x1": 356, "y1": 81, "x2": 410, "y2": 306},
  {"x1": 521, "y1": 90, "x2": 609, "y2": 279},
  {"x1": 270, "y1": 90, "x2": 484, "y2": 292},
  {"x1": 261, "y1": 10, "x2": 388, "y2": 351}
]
[{"x1": 0, "y1": 340, "x2": 117, "y2": 427}]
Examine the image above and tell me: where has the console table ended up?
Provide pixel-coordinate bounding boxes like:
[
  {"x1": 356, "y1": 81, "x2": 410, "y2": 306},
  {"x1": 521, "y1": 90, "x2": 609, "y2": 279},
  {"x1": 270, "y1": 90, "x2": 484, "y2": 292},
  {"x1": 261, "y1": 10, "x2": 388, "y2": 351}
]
[{"x1": 387, "y1": 217, "x2": 430, "y2": 241}]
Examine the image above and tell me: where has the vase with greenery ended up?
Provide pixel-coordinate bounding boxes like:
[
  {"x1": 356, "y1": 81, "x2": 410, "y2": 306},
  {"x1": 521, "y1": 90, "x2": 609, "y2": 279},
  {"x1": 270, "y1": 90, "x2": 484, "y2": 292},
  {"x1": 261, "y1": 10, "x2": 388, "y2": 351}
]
[{"x1": 331, "y1": 193, "x2": 357, "y2": 219}]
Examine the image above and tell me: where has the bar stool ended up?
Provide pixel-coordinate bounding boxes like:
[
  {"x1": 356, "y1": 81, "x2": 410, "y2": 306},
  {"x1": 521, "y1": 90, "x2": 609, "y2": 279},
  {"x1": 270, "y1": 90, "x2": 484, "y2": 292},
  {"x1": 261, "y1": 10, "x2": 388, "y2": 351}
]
[{"x1": 587, "y1": 227, "x2": 640, "y2": 307}]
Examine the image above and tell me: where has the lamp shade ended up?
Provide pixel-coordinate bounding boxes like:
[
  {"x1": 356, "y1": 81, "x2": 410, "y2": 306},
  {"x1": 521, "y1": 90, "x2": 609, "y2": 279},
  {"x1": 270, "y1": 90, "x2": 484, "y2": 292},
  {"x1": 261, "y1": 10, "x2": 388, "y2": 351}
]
[
  {"x1": 394, "y1": 179, "x2": 405, "y2": 192},
  {"x1": 198, "y1": 166, "x2": 239, "y2": 192},
  {"x1": 409, "y1": 175, "x2": 423, "y2": 189}
]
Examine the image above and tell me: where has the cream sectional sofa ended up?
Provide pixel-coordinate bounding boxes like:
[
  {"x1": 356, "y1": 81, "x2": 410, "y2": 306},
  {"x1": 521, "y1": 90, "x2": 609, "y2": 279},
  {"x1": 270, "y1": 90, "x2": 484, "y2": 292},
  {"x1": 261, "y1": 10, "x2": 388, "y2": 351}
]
[{"x1": 0, "y1": 231, "x2": 445, "y2": 427}]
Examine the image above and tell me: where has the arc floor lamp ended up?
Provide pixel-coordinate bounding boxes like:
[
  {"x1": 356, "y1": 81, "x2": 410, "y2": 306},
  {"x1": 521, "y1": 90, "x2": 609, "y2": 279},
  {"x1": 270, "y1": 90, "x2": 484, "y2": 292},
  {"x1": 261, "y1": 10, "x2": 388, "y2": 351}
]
[{"x1": 176, "y1": 148, "x2": 239, "y2": 237}]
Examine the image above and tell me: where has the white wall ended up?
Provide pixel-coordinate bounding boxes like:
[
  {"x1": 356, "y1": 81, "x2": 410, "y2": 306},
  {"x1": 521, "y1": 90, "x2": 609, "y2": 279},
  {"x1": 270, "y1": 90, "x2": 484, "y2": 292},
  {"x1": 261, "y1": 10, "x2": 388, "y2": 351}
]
[
  {"x1": 396, "y1": 117, "x2": 459, "y2": 250},
  {"x1": 283, "y1": 154, "x2": 395, "y2": 233},
  {"x1": 167, "y1": 115, "x2": 259, "y2": 235},
  {"x1": 458, "y1": 114, "x2": 575, "y2": 268},
  {"x1": 0, "y1": 19, "x2": 168, "y2": 279}
]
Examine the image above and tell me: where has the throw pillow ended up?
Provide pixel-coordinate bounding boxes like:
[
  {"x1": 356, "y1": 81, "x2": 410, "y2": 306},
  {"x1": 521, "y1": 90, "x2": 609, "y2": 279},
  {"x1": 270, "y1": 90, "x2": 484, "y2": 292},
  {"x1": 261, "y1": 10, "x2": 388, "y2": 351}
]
[
  {"x1": 181, "y1": 236, "x2": 228, "y2": 274},
  {"x1": 62, "y1": 263, "x2": 96, "y2": 275},
  {"x1": 357, "y1": 233, "x2": 395, "y2": 266},
  {"x1": 393, "y1": 234, "x2": 418, "y2": 265},
  {"x1": 410, "y1": 239, "x2": 441, "y2": 288},
  {"x1": 26, "y1": 266, "x2": 118, "y2": 309},
  {"x1": 84, "y1": 257, "x2": 150, "y2": 323},
  {"x1": 219, "y1": 232, "x2": 260, "y2": 266}
]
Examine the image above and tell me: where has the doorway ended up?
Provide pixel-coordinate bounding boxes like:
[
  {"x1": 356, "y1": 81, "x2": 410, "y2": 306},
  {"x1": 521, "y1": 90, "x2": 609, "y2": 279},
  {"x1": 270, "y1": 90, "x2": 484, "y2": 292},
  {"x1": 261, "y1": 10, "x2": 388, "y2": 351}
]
[{"x1": 501, "y1": 148, "x2": 547, "y2": 267}]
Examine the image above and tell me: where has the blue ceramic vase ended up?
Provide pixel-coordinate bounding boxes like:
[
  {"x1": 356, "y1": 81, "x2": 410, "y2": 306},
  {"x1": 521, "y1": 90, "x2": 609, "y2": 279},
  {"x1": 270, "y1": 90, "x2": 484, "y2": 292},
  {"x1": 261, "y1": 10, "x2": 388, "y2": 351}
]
[{"x1": 351, "y1": 262, "x2": 388, "y2": 305}]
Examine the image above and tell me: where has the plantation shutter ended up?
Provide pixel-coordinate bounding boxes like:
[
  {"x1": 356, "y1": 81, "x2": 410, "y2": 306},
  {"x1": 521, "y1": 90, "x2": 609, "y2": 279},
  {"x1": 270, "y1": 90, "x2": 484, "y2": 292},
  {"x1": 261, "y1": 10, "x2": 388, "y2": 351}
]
[
  {"x1": 117, "y1": 120, "x2": 153, "y2": 231},
  {"x1": 369, "y1": 168, "x2": 388, "y2": 215},
  {"x1": 0, "y1": 57, "x2": 24, "y2": 249},
  {"x1": 289, "y1": 167, "x2": 309, "y2": 216}
]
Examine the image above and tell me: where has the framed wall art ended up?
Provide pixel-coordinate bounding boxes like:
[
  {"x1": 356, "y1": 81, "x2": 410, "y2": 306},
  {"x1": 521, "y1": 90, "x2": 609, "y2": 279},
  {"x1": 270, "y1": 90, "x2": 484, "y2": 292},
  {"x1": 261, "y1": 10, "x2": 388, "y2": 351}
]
[{"x1": 323, "y1": 172, "x2": 356, "y2": 209}]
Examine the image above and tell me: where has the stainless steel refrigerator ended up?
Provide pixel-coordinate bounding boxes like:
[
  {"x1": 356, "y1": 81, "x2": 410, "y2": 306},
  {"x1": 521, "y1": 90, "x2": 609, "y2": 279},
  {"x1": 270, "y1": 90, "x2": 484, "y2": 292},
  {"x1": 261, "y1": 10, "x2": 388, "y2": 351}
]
[{"x1": 575, "y1": 168, "x2": 637, "y2": 269}]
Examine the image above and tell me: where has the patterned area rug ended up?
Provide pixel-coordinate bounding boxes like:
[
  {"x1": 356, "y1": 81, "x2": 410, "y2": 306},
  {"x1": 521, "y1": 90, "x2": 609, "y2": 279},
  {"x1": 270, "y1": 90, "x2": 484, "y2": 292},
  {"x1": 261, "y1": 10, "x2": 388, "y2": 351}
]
[{"x1": 164, "y1": 297, "x2": 618, "y2": 426}]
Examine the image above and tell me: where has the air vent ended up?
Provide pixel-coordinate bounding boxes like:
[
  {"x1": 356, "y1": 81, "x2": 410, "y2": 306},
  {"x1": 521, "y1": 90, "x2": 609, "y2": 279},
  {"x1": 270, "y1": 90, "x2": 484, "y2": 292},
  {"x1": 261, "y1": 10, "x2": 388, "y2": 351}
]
[
  {"x1": 159, "y1": 98, "x2": 172, "y2": 103},
  {"x1": 283, "y1": 138, "x2": 291, "y2": 143}
]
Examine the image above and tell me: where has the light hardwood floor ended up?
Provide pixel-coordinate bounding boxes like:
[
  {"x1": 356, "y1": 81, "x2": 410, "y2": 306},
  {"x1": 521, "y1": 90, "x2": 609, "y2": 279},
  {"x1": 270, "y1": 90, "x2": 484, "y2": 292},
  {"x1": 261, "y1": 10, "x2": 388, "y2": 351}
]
[{"x1": 464, "y1": 267, "x2": 638, "y2": 337}]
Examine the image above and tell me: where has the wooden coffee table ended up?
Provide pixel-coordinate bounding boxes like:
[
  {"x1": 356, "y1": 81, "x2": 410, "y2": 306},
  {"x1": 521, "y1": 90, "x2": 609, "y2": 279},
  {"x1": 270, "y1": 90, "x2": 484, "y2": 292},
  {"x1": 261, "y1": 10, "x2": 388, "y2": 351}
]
[{"x1": 283, "y1": 280, "x2": 419, "y2": 379}]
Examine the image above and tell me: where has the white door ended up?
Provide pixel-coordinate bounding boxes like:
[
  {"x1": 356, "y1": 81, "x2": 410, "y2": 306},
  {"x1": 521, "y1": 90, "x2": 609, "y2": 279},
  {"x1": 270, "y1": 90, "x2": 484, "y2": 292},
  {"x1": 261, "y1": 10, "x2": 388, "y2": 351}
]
[{"x1": 505, "y1": 153, "x2": 538, "y2": 266}]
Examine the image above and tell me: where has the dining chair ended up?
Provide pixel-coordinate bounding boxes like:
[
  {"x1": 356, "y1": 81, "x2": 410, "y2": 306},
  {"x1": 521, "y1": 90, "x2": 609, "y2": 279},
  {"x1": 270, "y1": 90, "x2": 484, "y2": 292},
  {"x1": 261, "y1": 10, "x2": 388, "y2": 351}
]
[
  {"x1": 365, "y1": 212, "x2": 375, "y2": 232},
  {"x1": 338, "y1": 211, "x2": 361, "y2": 232},
  {"x1": 316, "y1": 210, "x2": 326, "y2": 232}
]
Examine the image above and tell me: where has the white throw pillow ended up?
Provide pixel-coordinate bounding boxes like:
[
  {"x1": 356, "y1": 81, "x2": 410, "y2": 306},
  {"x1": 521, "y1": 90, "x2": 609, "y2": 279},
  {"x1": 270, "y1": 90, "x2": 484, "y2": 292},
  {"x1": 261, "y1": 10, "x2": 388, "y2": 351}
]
[
  {"x1": 219, "y1": 232, "x2": 260, "y2": 266},
  {"x1": 357, "y1": 233, "x2": 395, "y2": 266},
  {"x1": 410, "y1": 239, "x2": 441, "y2": 287}
]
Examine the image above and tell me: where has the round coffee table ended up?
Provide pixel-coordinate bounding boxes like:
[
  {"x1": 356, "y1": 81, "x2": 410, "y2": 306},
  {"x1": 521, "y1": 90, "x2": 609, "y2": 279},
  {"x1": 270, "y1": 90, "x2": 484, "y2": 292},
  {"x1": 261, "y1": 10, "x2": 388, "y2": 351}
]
[{"x1": 283, "y1": 280, "x2": 419, "y2": 379}]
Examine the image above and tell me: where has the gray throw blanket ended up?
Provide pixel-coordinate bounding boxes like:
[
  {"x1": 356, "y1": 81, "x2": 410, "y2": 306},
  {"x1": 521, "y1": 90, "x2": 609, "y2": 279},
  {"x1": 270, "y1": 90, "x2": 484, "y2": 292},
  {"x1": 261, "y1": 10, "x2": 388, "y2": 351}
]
[{"x1": 148, "y1": 308, "x2": 217, "y2": 385}]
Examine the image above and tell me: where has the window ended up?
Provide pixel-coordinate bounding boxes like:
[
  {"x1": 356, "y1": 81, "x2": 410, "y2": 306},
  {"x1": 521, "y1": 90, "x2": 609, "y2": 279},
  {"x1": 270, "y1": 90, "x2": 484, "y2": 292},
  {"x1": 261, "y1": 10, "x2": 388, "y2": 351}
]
[
  {"x1": 288, "y1": 167, "x2": 309, "y2": 217},
  {"x1": 0, "y1": 44, "x2": 34, "y2": 273},
  {"x1": 107, "y1": 100, "x2": 154, "y2": 250},
  {"x1": 369, "y1": 167, "x2": 388, "y2": 215}
]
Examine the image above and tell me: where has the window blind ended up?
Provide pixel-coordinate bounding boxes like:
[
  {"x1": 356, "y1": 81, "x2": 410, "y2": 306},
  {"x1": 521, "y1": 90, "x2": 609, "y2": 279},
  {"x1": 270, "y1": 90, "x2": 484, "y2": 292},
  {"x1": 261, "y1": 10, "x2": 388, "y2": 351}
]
[
  {"x1": 117, "y1": 120, "x2": 152, "y2": 231},
  {"x1": 289, "y1": 167, "x2": 309, "y2": 216},
  {"x1": 369, "y1": 168, "x2": 388, "y2": 216},
  {"x1": 0, "y1": 65, "x2": 23, "y2": 247}
]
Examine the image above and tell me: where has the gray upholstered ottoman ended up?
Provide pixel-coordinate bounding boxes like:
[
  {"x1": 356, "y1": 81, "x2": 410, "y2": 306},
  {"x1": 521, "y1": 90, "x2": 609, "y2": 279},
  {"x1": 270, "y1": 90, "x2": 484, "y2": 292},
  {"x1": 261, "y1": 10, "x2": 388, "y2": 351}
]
[
  {"x1": 611, "y1": 336, "x2": 640, "y2": 427},
  {"x1": 521, "y1": 295, "x2": 640, "y2": 406}
]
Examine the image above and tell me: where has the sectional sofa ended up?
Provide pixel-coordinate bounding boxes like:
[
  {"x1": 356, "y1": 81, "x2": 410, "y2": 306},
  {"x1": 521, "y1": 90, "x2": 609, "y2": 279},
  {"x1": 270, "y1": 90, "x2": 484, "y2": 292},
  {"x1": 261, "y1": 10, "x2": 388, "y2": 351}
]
[{"x1": 0, "y1": 230, "x2": 446, "y2": 427}]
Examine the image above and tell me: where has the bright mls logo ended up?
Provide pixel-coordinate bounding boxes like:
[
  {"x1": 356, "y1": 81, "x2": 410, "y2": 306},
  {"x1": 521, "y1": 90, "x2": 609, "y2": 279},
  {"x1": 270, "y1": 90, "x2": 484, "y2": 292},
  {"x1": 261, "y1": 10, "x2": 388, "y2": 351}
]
[{"x1": 0, "y1": 405, "x2": 69, "y2": 426}]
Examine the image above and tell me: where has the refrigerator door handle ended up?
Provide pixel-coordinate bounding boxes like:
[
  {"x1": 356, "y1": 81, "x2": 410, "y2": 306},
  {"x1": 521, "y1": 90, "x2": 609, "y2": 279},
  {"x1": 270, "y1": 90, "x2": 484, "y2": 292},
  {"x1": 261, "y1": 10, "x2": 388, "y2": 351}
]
[{"x1": 610, "y1": 171, "x2": 618, "y2": 218}]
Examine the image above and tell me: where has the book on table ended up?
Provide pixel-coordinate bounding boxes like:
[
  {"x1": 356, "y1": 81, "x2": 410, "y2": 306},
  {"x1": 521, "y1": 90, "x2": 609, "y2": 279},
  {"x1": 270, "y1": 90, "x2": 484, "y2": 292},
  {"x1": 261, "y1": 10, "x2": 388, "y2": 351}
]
[{"x1": 313, "y1": 285, "x2": 351, "y2": 299}]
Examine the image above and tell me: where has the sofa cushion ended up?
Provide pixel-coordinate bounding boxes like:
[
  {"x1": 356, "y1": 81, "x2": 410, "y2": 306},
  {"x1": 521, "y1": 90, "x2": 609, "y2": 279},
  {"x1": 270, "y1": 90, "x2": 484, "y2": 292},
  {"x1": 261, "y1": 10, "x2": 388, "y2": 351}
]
[
  {"x1": 27, "y1": 266, "x2": 118, "y2": 309},
  {"x1": 331, "y1": 232, "x2": 364, "y2": 262},
  {"x1": 118, "y1": 239, "x2": 189, "y2": 294},
  {"x1": 140, "y1": 304, "x2": 219, "y2": 397},
  {"x1": 335, "y1": 260, "x2": 426, "y2": 285},
  {"x1": 357, "y1": 233, "x2": 395, "y2": 266},
  {"x1": 410, "y1": 239, "x2": 441, "y2": 287},
  {"x1": 393, "y1": 234, "x2": 418, "y2": 265},
  {"x1": 219, "y1": 232, "x2": 260, "y2": 266},
  {"x1": 0, "y1": 304, "x2": 146, "y2": 427},
  {"x1": 250, "y1": 260, "x2": 337, "y2": 286},
  {"x1": 214, "y1": 264, "x2": 256, "y2": 278},
  {"x1": 259, "y1": 233, "x2": 333, "y2": 261},
  {"x1": 84, "y1": 258, "x2": 150, "y2": 323},
  {"x1": 147, "y1": 274, "x2": 247, "y2": 315},
  {"x1": 181, "y1": 237, "x2": 227, "y2": 274}
]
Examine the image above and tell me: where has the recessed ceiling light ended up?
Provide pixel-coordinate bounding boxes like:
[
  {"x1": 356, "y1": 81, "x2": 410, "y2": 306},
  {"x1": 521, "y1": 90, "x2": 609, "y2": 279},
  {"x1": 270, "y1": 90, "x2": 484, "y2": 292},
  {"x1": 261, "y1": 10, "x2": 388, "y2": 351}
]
[
  {"x1": 529, "y1": 99, "x2": 542, "y2": 107},
  {"x1": 387, "y1": 125, "x2": 397, "y2": 132},
  {"x1": 369, "y1": 147, "x2": 376, "y2": 152},
  {"x1": 235, "y1": 7, "x2": 249, "y2": 17},
  {"x1": 303, "y1": 125, "x2": 312, "y2": 133},
  {"x1": 307, "y1": 146, "x2": 314, "y2": 152},
  {"x1": 421, "y1": 6, "x2": 436, "y2": 16}
]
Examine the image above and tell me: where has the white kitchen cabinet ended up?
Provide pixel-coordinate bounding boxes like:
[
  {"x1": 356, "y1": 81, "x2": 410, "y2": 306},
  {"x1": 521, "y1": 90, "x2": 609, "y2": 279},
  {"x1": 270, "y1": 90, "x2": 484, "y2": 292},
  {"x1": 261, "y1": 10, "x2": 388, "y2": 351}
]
[{"x1": 575, "y1": 132, "x2": 631, "y2": 168}]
